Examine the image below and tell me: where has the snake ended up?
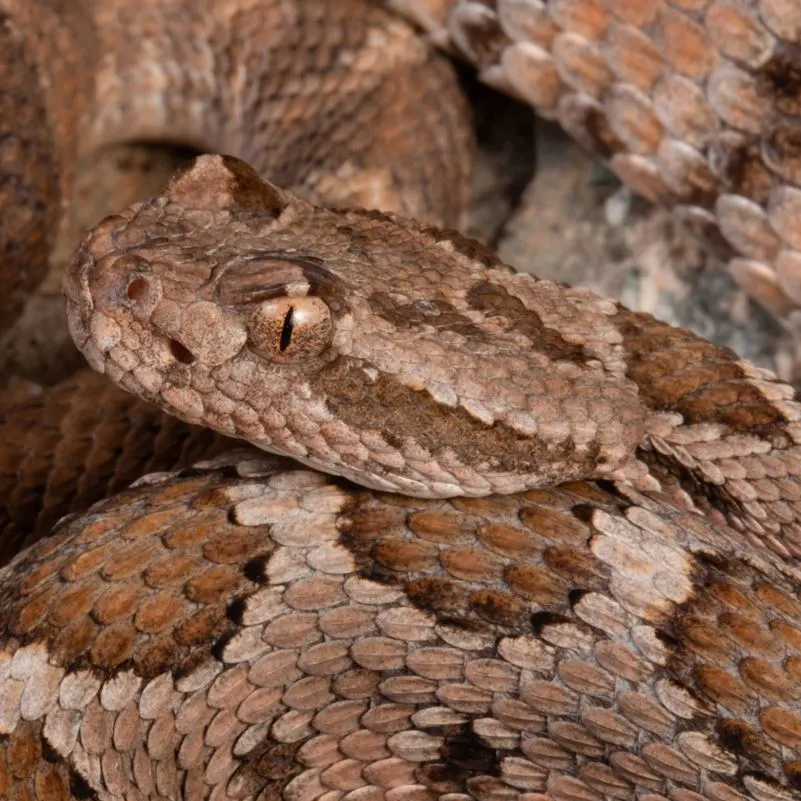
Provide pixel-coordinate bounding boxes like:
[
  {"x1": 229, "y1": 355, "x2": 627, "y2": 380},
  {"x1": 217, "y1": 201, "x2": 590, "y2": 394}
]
[{"x1": 4, "y1": 1, "x2": 801, "y2": 799}]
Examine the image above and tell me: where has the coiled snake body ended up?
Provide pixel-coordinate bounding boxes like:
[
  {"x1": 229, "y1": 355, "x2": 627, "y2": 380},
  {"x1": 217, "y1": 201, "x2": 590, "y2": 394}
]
[{"x1": 4, "y1": 2, "x2": 801, "y2": 800}]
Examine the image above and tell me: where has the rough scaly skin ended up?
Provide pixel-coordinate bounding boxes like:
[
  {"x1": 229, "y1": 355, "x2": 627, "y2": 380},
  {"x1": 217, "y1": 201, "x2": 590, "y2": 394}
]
[
  {"x1": 6, "y1": 0, "x2": 801, "y2": 797},
  {"x1": 67, "y1": 155, "x2": 801, "y2": 560},
  {"x1": 9, "y1": 0, "x2": 801, "y2": 330},
  {"x1": 66, "y1": 157, "x2": 653, "y2": 498},
  {"x1": 0, "y1": 0, "x2": 473, "y2": 328},
  {"x1": 388, "y1": 0, "x2": 801, "y2": 321},
  {"x1": 3, "y1": 452, "x2": 801, "y2": 799},
  {"x1": 0, "y1": 369, "x2": 234, "y2": 565},
  {"x1": 0, "y1": 0, "x2": 474, "y2": 558}
]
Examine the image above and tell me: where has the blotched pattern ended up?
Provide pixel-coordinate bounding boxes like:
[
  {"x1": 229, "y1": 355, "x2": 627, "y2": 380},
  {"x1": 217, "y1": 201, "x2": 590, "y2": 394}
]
[
  {"x1": 389, "y1": 0, "x2": 801, "y2": 319},
  {"x1": 1, "y1": 455, "x2": 800, "y2": 799},
  {"x1": 65, "y1": 155, "x2": 801, "y2": 559},
  {"x1": 0, "y1": 0, "x2": 473, "y2": 329},
  {"x1": 0, "y1": 369, "x2": 233, "y2": 565},
  {"x1": 7, "y1": 3, "x2": 801, "y2": 799}
]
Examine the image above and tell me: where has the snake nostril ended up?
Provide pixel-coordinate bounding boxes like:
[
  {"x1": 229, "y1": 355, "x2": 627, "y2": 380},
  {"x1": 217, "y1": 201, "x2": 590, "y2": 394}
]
[
  {"x1": 169, "y1": 339, "x2": 195, "y2": 364},
  {"x1": 126, "y1": 277, "x2": 152, "y2": 304}
]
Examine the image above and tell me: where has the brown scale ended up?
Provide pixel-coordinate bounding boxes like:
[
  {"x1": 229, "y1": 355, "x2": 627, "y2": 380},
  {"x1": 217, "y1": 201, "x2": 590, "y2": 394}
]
[
  {"x1": 0, "y1": 0, "x2": 473, "y2": 567},
  {"x1": 65, "y1": 155, "x2": 801, "y2": 560},
  {"x1": 388, "y1": 0, "x2": 801, "y2": 320},
  {"x1": 8, "y1": 0, "x2": 801, "y2": 570},
  {"x1": 6, "y1": 2, "x2": 801, "y2": 799},
  {"x1": 0, "y1": 2, "x2": 93, "y2": 327},
  {"x1": 16, "y1": 0, "x2": 801, "y2": 334},
  {"x1": 0, "y1": 0, "x2": 473, "y2": 333},
  {"x1": 0, "y1": 369, "x2": 234, "y2": 566},
  {"x1": 1, "y1": 458, "x2": 801, "y2": 799}
]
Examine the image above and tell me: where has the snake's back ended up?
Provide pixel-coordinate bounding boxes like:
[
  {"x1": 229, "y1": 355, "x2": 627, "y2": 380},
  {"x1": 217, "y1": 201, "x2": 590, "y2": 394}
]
[{"x1": 2, "y1": 454, "x2": 801, "y2": 800}]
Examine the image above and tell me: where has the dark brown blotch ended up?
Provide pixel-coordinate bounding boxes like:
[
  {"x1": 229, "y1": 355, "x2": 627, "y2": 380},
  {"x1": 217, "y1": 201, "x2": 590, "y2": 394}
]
[
  {"x1": 69, "y1": 769, "x2": 97, "y2": 800},
  {"x1": 469, "y1": 588, "x2": 528, "y2": 629},
  {"x1": 421, "y1": 225, "x2": 502, "y2": 269},
  {"x1": 173, "y1": 605, "x2": 229, "y2": 647},
  {"x1": 475, "y1": 522, "x2": 543, "y2": 559},
  {"x1": 409, "y1": 510, "x2": 475, "y2": 544},
  {"x1": 313, "y1": 357, "x2": 586, "y2": 478},
  {"x1": 51, "y1": 619, "x2": 98, "y2": 669},
  {"x1": 581, "y1": 104, "x2": 625, "y2": 160},
  {"x1": 467, "y1": 281, "x2": 589, "y2": 365},
  {"x1": 505, "y1": 563, "x2": 567, "y2": 605},
  {"x1": 416, "y1": 762, "x2": 471, "y2": 793},
  {"x1": 337, "y1": 499, "x2": 409, "y2": 541},
  {"x1": 211, "y1": 628, "x2": 240, "y2": 661},
  {"x1": 405, "y1": 577, "x2": 472, "y2": 615},
  {"x1": 243, "y1": 555, "x2": 270, "y2": 584},
  {"x1": 759, "y1": 43, "x2": 801, "y2": 117},
  {"x1": 442, "y1": 732, "x2": 500, "y2": 774},
  {"x1": 612, "y1": 309, "x2": 786, "y2": 432},
  {"x1": 226, "y1": 596, "x2": 248, "y2": 624},
  {"x1": 655, "y1": 547, "x2": 801, "y2": 787},
  {"x1": 713, "y1": 135, "x2": 775, "y2": 205},
  {"x1": 133, "y1": 634, "x2": 183, "y2": 679},
  {"x1": 344, "y1": 208, "x2": 503, "y2": 268},
  {"x1": 558, "y1": 96, "x2": 625, "y2": 160},
  {"x1": 674, "y1": 615, "x2": 738, "y2": 661},
  {"x1": 543, "y1": 545, "x2": 610, "y2": 589},
  {"x1": 695, "y1": 665, "x2": 755, "y2": 714},
  {"x1": 520, "y1": 504, "x2": 589, "y2": 545},
  {"x1": 254, "y1": 741, "x2": 303, "y2": 781},
  {"x1": 369, "y1": 291, "x2": 486, "y2": 340},
  {"x1": 762, "y1": 120, "x2": 801, "y2": 185},
  {"x1": 372, "y1": 538, "x2": 439, "y2": 572},
  {"x1": 531, "y1": 611, "x2": 571, "y2": 635},
  {"x1": 716, "y1": 720, "x2": 778, "y2": 769},
  {"x1": 89, "y1": 623, "x2": 135, "y2": 668}
]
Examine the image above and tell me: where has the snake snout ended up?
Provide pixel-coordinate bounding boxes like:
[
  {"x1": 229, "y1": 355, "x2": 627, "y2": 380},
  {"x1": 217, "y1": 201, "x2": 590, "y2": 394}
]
[
  {"x1": 88, "y1": 254, "x2": 163, "y2": 322},
  {"x1": 149, "y1": 301, "x2": 247, "y2": 369},
  {"x1": 124, "y1": 274, "x2": 159, "y2": 316}
]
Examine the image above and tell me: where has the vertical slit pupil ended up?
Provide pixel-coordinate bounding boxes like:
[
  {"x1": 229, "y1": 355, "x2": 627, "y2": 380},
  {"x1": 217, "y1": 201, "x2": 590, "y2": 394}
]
[{"x1": 279, "y1": 306, "x2": 295, "y2": 352}]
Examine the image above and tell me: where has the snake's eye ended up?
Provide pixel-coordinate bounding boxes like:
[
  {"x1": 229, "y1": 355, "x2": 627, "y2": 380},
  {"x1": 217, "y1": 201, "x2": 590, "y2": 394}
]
[{"x1": 247, "y1": 296, "x2": 333, "y2": 362}]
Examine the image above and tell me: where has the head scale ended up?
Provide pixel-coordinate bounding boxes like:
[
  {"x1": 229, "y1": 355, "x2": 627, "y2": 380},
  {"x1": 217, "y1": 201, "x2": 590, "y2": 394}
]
[{"x1": 65, "y1": 155, "x2": 648, "y2": 497}]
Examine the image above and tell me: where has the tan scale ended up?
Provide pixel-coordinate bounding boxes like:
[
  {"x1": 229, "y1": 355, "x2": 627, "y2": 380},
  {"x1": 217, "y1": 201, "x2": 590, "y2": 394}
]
[
  {"x1": 388, "y1": 0, "x2": 801, "y2": 323},
  {"x1": 4, "y1": 0, "x2": 801, "y2": 799},
  {"x1": 64, "y1": 155, "x2": 801, "y2": 561},
  {"x1": 10, "y1": 0, "x2": 801, "y2": 331},
  {"x1": 2, "y1": 454, "x2": 801, "y2": 798}
]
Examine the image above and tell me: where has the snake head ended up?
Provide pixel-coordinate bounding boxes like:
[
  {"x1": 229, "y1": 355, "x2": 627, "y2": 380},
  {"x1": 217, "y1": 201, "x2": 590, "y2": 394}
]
[{"x1": 65, "y1": 154, "x2": 649, "y2": 497}]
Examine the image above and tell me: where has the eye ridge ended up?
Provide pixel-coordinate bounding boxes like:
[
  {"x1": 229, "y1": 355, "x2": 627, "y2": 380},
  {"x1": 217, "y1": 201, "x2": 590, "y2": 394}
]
[{"x1": 279, "y1": 305, "x2": 295, "y2": 352}]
